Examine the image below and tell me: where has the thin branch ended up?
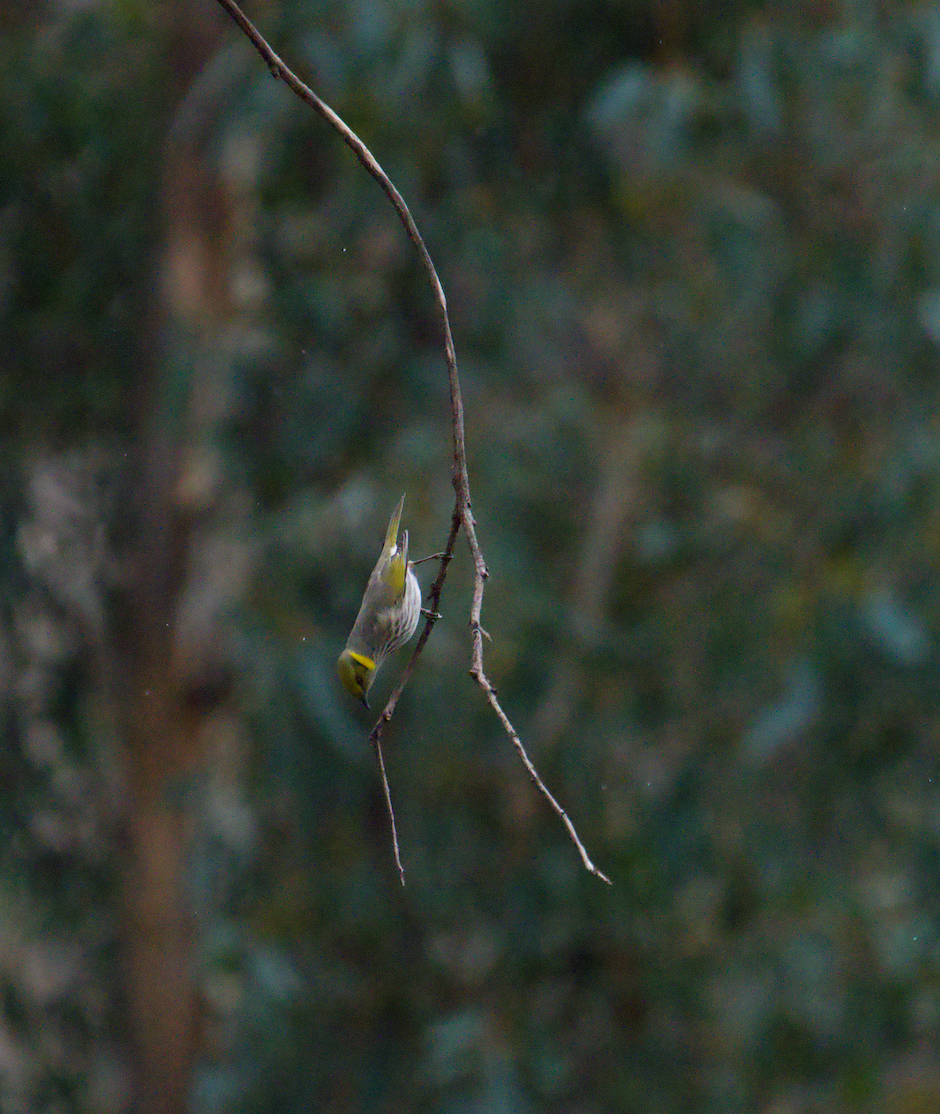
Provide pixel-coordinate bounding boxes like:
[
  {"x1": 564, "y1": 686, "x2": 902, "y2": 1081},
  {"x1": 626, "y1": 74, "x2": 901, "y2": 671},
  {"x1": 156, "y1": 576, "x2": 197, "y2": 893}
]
[
  {"x1": 371, "y1": 730, "x2": 405, "y2": 886},
  {"x1": 473, "y1": 670, "x2": 612, "y2": 885},
  {"x1": 214, "y1": 0, "x2": 610, "y2": 885}
]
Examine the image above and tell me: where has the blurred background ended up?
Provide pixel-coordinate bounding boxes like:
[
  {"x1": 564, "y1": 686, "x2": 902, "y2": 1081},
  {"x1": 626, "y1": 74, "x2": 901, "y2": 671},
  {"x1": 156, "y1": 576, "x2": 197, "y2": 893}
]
[{"x1": 2, "y1": 0, "x2": 940, "y2": 1111}]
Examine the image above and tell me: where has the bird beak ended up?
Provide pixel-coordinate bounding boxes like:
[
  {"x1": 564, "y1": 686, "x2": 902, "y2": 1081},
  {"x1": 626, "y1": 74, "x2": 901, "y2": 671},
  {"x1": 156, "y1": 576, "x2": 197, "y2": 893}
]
[{"x1": 360, "y1": 692, "x2": 370, "y2": 709}]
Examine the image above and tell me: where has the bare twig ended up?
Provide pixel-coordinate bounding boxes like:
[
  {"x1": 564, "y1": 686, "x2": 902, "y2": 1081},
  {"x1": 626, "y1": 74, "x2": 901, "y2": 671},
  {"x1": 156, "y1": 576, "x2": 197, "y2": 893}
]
[
  {"x1": 371, "y1": 728, "x2": 405, "y2": 886},
  {"x1": 214, "y1": 0, "x2": 610, "y2": 885}
]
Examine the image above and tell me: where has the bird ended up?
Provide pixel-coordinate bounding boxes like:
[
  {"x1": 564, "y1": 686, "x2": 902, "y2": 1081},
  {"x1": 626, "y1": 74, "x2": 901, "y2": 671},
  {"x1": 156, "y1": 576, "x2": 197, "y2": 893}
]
[{"x1": 337, "y1": 494, "x2": 421, "y2": 707}]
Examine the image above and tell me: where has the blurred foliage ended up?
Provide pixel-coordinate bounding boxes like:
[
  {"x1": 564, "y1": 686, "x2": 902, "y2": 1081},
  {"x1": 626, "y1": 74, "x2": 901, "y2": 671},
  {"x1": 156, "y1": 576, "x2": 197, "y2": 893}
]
[
  {"x1": 4, "y1": 0, "x2": 940, "y2": 1112},
  {"x1": 0, "y1": 2, "x2": 167, "y2": 441}
]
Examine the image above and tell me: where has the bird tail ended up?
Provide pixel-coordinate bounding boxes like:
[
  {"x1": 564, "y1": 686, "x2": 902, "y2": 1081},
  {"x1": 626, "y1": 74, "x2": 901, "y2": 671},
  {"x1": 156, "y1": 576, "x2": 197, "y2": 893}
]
[
  {"x1": 380, "y1": 496, "x2": 408, "y2": 596},
  {"x1": 383, "y1": 494, "x2": 406, "y2": 557}
]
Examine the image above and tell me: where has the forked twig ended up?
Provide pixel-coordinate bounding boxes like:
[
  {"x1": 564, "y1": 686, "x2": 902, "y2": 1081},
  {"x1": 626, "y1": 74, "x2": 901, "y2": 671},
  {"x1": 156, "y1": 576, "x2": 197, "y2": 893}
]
[{"x1": 214, "y1": 0, "x2": 610, "y2": 886}]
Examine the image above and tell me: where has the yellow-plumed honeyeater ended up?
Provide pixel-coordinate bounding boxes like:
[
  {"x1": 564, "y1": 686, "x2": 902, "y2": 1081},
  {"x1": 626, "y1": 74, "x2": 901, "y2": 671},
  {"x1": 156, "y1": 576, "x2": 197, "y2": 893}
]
[{"x1": 337, "y1": 494, "x2": 421, "y2": 707}]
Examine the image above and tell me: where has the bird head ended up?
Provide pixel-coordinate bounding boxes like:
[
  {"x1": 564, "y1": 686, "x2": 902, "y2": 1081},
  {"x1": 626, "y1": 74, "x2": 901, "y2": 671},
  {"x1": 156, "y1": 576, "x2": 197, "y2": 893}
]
[{"x1": 337, "y1": 648, "x2": 376, "y2": 707}]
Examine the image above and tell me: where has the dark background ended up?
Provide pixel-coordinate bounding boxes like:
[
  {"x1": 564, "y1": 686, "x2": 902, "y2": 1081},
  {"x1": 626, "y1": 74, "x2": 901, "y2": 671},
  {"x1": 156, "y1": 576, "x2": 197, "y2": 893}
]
[{"x1": 2, "y1": 1, "x2": 940, "y2": 1111}]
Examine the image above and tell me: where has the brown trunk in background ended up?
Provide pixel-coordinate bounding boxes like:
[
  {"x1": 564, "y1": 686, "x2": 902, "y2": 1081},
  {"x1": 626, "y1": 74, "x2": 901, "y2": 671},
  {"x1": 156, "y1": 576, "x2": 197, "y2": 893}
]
[{"x1": 115, "y1": 6, "x2": 231, "y2": 1111}]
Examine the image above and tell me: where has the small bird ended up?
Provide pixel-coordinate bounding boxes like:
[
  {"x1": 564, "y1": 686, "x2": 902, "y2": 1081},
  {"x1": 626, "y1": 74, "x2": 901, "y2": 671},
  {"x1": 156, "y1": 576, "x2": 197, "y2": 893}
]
[{"x1": 337, "y1": 494, "x2": 422, "y2": 707}]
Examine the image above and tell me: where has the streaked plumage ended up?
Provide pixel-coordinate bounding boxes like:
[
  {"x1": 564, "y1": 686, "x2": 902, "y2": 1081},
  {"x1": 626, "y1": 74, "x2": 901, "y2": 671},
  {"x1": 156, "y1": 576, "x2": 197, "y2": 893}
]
[{"x1": 337, "y1": 495, "x2": 421, "y2": 706}]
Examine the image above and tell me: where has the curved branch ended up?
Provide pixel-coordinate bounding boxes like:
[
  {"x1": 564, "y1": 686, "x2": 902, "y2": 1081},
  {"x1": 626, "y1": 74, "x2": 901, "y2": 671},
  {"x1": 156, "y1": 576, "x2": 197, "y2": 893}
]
[{"x1": 214, "y1": 0, "x2": 610, "y2": 885}]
